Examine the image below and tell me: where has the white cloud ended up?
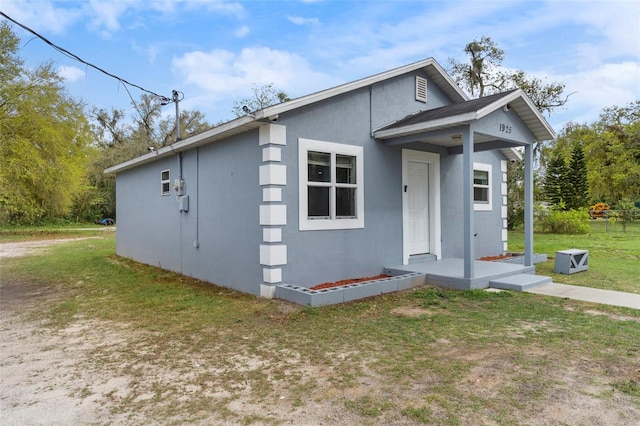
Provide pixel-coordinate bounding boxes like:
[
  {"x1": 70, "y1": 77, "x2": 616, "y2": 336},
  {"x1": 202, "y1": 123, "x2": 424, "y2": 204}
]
[
  {"x1": 172, "y1": 47, "x2": 342, "y2": 119},
  {"x1": 287, "y1": 16, "x2": 320, "y2": 26},
  {"x1": 0, "y1": 0, "x2": 82, "y2": 34},
  {"x1": 57, "y1": 65, "x2": 86, "y2": 82},
  {"x1": 234, "y1": 25, "x2": 250, "y2": 38},
  {"x1": 86, "y1": 0, "x2": 133, "y2": 33},
  {"x1": 146, "y1": 0, "x2": 244, "y2": 17},
  {"x1": 549, "y1": 61, "x2": 640, "y2": 129}
]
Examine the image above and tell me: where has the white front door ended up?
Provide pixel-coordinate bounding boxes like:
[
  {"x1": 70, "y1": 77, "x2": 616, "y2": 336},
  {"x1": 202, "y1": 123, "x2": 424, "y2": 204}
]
[
  {"x1": 407, "y1": 160, "x2": 430, "y2": 255},
  {"x1": 402, "y1": 149, "x2": 441, "y2": 265}
]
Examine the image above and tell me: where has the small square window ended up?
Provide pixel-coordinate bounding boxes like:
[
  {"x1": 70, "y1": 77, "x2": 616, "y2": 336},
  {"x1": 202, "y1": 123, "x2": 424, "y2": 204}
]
[
  {"x1": 161, "y1": 170, "x2": 170, "y2": 195},
  {"x1": 473, "y1": 163, "x2": 492, "y2": 211}
]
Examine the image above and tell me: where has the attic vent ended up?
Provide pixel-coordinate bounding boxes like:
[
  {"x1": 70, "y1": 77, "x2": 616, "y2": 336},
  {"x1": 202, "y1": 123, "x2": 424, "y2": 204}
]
[{"x1": 415, "y1": 76, "x2": 427, "y2": 103}]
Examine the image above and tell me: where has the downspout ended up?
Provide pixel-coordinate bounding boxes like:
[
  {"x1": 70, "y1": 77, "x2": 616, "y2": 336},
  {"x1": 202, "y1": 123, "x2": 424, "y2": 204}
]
[
  {"x1": 195, "y1": 147, "x2": 199, "y2": 249},
  {"x1": 178, "y1": 151, "x2": 183, "y2": 272}
]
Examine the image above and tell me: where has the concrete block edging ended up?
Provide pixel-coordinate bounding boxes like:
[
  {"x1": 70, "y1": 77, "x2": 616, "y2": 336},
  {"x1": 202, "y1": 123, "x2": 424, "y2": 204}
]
[{"x1": 275, "y1": 273, "x2": 426, "y2": 307}]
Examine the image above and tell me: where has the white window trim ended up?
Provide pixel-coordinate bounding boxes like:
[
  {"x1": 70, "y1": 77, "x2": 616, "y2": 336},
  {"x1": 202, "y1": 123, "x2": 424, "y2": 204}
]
[
  {"x1": 161, "y1": 169, "x2": 170, "y2": 196},
  {"x1": 298, "y1": 138, "x2": 364, "y2": 231},
  {"x1": 473, "y1": 162, "x2": 492, "y2": 211}
]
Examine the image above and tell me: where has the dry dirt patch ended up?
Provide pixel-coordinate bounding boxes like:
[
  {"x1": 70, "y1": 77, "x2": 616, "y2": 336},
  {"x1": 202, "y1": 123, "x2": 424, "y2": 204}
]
[{"x1": 0, "y1": 238, "x2": 99, "y2": 259}]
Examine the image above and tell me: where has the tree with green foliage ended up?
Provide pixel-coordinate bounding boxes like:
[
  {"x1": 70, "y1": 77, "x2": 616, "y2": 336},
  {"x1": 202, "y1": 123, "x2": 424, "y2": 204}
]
[
  {"x1": 88, "y1": 93, "x2": 211, "y2": 219},
  {"x1": 566, "y1": 142, "x2": 589, "y2": 210},
  {"x1": 232, "y1": 83, "x2": 290, "y2": 117},
  {"x1": 0, "y1": 22, "x2": 93, "y2": 224},
  {"x1": 550, "y1": 101, "x2": 640, "y2": 204},
  {"x1": 448, "y1": 36, "x2": 570, "y2": 120},
  {"x1": 544, "y1": 153, "x2": 570, "y2": 209}
]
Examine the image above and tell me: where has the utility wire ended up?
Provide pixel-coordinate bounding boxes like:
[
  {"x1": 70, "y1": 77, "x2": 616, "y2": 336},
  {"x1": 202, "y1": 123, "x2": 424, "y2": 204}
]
[
  {"x1": 0, "y1": 11, "x2": 170, "y2": 101},
  {"x1": 1, "y1": 10, "x2": 172, "y2": 142}
]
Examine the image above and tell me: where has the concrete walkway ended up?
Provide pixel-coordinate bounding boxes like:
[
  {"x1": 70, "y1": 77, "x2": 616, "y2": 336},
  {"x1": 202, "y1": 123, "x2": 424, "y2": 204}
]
[{"x1": 526, "y1": 283, "x2": 640, "y2": 310}]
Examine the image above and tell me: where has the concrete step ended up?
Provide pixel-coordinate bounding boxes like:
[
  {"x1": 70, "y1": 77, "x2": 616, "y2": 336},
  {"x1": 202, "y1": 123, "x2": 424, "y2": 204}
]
[
  {"x1": 490, "y1": 274, "x2": 552, "y2": 291},
  {"x1": 408, "y1": 254, "x2": 437, "y2": 264}
]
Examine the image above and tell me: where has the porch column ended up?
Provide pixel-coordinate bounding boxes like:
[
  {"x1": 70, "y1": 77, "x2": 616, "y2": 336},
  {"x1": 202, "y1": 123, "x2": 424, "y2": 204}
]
[
  {"x1": 461, "y1": 128, "x2": 474, "y2": 278},
  {"x1": 524, "y1": 143, "x2": 534, "y2": 266}
]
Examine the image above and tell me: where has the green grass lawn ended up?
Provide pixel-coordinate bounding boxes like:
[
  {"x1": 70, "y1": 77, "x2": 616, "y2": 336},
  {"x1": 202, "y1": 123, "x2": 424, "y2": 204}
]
[
  {"x1": 0, "y1": 222, "x2": 113, "y2": 242},
  {"x1": 509, "y1": 221, "x2": 640, "y2": 294},
  {"x1": 1, "y1": 230, "x2": 639, "y2": 425}
]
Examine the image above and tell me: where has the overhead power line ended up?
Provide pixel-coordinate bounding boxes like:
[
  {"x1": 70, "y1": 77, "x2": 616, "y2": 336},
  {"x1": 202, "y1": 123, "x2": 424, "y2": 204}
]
[{"x1": 0, "y1": 11, "x2": 170, "y2": 101}]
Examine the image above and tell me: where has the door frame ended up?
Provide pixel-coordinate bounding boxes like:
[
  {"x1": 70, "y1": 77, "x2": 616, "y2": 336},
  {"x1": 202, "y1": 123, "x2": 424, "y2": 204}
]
[{"x1": 402, "y1": 149, "x2": 441, "y2": 264}]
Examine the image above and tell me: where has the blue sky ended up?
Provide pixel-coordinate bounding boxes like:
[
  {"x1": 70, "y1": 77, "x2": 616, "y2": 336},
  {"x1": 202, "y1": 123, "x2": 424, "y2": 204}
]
[{"x1": 1, "y1": 0, "x2": 639, "y2": 133}]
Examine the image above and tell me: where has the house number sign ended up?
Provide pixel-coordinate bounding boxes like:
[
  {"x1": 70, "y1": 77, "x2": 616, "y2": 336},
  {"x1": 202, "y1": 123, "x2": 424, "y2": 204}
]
[{"x1": 499, "y1": 123, "x2": 512, "y2": 134}]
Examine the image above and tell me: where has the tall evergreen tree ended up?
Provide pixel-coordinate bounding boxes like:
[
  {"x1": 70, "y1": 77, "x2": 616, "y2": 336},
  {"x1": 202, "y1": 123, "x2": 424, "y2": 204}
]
[
  {"x1": 567, "y1": 142, "x2": 589, "y2": 209},
  {"x1": 545, "y1": 153, "x2": 570, "y2": 209}
]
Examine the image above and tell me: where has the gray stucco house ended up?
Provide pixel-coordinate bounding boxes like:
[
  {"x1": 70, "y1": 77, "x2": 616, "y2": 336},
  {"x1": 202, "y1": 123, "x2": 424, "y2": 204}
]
[{"x1": 106, "y1": 58, "x2": 554, "y2": 301}]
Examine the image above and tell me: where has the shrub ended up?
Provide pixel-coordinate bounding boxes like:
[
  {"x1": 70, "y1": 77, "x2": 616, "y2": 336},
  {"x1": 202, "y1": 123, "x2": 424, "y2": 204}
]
[{"x1": 537, "y1": 208, "x2": 590, "y2": 234}]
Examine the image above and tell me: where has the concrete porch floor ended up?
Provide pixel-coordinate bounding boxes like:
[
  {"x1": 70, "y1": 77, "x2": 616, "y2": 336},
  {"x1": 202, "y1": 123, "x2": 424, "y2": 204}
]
[{"x1": 384, "y1": 258, "x2": 536, "y2": 290}]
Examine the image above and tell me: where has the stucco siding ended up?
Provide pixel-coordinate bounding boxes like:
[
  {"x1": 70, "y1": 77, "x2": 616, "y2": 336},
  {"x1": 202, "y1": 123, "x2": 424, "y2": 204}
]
[
  {"x1": 370, "y1": 70, "x2": 452, "y2": 130},
  {"x1": 272, "y1": 79, "x2": 434, "y2": 287},
  {"x1": 178, "y1": 132, "x2": 263, "y2": 295},
  {"x1": 115, "y1": 132, "x2": 263, "y2": 295},
  {"x1": 115, "y1": 156, "x2": 182, "y2": 272},
  {"x1": 440, "y1": 150, "x2": 507, "y2": 259}
]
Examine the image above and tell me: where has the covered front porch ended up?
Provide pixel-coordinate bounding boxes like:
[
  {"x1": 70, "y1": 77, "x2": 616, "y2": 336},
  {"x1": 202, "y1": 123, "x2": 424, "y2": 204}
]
[
  {"x1": 374, "y1": 89, "x2": 556, "y2": 289},
  {"x1": 383, "y1": 257, "x2": 550, "y2": 290}
]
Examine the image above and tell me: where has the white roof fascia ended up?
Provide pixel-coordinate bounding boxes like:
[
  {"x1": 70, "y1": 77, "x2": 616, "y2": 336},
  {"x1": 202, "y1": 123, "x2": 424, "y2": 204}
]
[
  {"x1": 475, "y1": 90, "x2": 523, "y2": 119},
  {"x1": 374, "y1": 112, "x2": 477, "y2": 139},
  {"x1": 426, "y1": 59, "x2": 469, "y2": 101},
  {"x1": 500, "y1": 147, "x2": 523, "y2": 162}
]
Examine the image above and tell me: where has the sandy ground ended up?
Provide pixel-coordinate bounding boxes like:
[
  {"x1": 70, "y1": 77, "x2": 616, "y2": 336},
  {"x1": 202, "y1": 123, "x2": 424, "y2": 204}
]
[{"x1": 1, "y1": 238, "x2": 639, "y2": 425}]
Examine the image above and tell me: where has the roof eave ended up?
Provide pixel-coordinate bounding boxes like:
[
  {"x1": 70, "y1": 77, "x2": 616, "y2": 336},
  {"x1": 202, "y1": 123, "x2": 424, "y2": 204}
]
[
  {"x1": 477, "y1": 89, "x2": 556, "y2": 142},
  {"x1": 374, "y1": 112, "x2": 477, "y2": 139},
  {"x1": 104, "y1": 115, "x2": 260, "y2": 174}
]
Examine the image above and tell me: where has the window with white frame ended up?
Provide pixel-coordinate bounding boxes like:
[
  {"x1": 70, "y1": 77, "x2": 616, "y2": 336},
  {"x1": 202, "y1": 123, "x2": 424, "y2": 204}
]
[
  {"x1": 473, "y1": 163, "x2": 492, "y2": 211},
  {"x1": 161, "y1": 170, "x2": 171, "y2": 195},
  {"x1": 299, "y1": 138, "x2": 364, "y2": 230}
]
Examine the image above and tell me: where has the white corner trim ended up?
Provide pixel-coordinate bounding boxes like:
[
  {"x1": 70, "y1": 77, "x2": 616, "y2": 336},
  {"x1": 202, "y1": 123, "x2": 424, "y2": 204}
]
[
  {"x1": 263, "y1": 187, "x2": 282, "y2": 202},
  {"x1": 262, "y1": 147, "x2": 282, "y2": 162},
  {"x1": 259, "y1": 124, "x2": 286, "y2": 146},
  {"x1": 501, "y1": 229, "x2": 508, "y2": 242},
  {"x1": 259, "y1": 164, "x2": 287, "y2": 186},
  {"x1": 501, "y1": 160, "x2": 508, "y2": 173},
  {"x1": 263, "y1": 228, "x2": 282, "y2": 243},
  {"x1": 260, "y1": 205, "x2": 287, "y2": 226},
  {"x1": 263, "y1": 268, "x2": 282, "y2": 284},
  {"x1": 501, "y1": 182, "x2": 508, "y2": 196},
  {"x1": 260, "y1": 283, "x2": 276, "y2": 298},
  {"x1": 260, "y1": 244, "x2": 287, "y2": 266},
  {"x1": 501, "y1": 205, "x2": 508, "y2": 219}
]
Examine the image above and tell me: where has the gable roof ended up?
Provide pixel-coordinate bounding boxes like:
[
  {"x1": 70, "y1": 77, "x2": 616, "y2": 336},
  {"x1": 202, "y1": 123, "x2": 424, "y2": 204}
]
[
  {"x1": 105, "y1": 58, "x2": 466, "y2": 174},
  {"x1": 374, "y1": 88, "x2": 555, "y2": 142}
]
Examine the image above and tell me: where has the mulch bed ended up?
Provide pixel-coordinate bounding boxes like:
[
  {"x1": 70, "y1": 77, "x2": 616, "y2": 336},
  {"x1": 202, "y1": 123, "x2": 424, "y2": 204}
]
[
  {"x1": 478, "y1": 254, "x2": 515, "y2": 261},
  {"x1": 310, "y1": 274, "x2": 390, "y2": 290}
]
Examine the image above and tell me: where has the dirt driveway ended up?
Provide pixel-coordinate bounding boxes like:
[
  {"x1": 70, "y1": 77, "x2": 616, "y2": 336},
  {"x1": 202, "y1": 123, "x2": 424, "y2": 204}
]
[{"x1": 1, "y1": 238, "x2": 639, "y2": 425}]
